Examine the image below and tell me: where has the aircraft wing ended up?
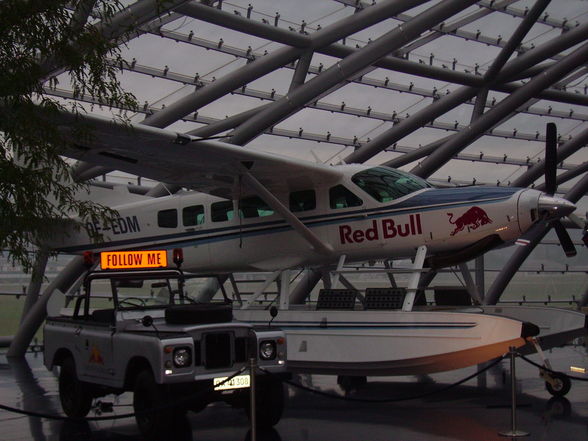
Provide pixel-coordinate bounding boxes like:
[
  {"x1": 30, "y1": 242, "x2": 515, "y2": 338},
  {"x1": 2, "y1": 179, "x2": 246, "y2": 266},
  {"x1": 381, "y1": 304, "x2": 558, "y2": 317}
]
[{"x1": 57, "y1": 111, "x2": 342, "y2": 199}]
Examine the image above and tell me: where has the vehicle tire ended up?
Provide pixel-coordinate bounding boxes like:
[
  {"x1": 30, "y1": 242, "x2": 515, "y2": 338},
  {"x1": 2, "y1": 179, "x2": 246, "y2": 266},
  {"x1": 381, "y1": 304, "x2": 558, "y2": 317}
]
[
  {"x1": 133, "y1": 370, "x2": 172, "y2": 438},
  {"x1": 545, "y1": 372, "x2": 571, "y2": 397},
  {"x1": 133, "y1": 370, "x2": 179, "y2": 440},
  {"x1": 59, "y1": 357, "x2": 93, "y2": 419},
  {"x1": 337, "y1": 375, "x2": 367, "y2": 390},
  {"x1": 244, "y1": 427, "x2": 281, "y2": 441},
  {"x1": 245, "y1": 376, "x2": 284, "y2": 428},
  {"x1": 165, "y1": 303, "x2": 232, "y2": 325},
  {"x1": 59, "y1": 420, "x2": 91, "y2": 441}
]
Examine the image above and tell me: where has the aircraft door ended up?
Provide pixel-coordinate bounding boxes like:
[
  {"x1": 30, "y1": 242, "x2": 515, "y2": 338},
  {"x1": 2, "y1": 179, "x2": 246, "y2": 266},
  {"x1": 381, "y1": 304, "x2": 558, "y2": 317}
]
[
  {"x1": 326, "y1": 184, "x2": 375, "y2": 252},
  {"x1": 179, "y1": 196, "x2": 210, "y2": 268}
]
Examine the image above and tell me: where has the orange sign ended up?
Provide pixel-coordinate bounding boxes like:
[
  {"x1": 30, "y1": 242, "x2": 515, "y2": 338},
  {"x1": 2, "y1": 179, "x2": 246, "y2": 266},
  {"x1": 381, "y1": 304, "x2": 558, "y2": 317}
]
[{"x1": 100, "y1": 250, "x2": 168, "y2": 270}]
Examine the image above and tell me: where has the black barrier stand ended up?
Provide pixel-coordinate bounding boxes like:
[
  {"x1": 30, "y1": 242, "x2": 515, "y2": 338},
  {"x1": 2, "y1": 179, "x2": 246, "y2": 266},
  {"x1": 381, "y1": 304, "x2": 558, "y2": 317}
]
[
  {"x1": 499, "y1": 347, "x2": 529, "y2": 438},
  {"x1": 249, "y1": 357, "x2": 257, "y2": 441}
]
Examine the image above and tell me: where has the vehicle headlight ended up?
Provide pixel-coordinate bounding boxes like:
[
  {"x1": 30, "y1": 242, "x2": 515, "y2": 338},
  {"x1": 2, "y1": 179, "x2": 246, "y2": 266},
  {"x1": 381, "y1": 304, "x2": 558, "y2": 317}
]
[
  {"x1": 173, "y1": 347, "x2": 192, "y2": 368},
  {"x1": 259, "y1": 341, "x2": 276, "y2": 360}
]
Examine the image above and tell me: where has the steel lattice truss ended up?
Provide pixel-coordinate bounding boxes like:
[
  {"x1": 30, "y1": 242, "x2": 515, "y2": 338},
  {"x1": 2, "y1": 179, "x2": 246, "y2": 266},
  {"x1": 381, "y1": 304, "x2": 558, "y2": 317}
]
[{"x1": 43, "y1": 0, "x2": 588, "y2": 297}]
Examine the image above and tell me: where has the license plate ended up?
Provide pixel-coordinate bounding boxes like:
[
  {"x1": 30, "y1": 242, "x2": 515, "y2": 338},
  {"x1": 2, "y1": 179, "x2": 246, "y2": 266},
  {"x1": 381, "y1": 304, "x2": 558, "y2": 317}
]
[{"x1": 213, "y1": 374, "x2": 250, "y2": 391}]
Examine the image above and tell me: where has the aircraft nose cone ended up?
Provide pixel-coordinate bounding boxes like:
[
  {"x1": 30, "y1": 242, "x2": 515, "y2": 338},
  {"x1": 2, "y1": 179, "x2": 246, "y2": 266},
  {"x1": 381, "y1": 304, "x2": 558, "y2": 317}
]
[{"x1": 538, "y1": 194, "x2": 576, "y2": 218}]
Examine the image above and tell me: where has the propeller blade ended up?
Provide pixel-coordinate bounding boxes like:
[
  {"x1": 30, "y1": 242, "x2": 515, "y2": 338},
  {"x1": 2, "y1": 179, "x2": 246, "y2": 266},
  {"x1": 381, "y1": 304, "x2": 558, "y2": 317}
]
[
  {"x1": 544, "y1": 122, "x2": 557, "y2": 195},
  {"x1": 567, "y1": 213, "x2": 585, "y2": 229},
  {"x1": 553, "y1": 220, "x2": 577, "y2": 257}
]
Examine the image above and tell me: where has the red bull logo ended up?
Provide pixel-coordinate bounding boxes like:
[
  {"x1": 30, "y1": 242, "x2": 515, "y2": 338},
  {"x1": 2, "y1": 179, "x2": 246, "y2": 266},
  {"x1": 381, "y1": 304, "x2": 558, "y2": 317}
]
[
  {"x1": 339, "y1": 214, "x2": 422, "y2": 244},
  {"x1": 447, "y1": 206, "x2": 492, "y2": 236}
]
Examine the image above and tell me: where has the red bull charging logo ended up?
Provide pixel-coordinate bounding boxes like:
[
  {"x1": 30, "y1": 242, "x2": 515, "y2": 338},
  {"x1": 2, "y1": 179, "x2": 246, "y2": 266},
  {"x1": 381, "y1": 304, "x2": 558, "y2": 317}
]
[{"x1": 447, "y1": 206, "x2": 492, "y2": 236}]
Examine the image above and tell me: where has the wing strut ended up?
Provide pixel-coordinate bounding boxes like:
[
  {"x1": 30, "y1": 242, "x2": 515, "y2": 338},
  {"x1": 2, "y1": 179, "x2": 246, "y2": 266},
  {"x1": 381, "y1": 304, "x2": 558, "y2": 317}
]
[{"x1": 240, "y1": 168, "x2": 333, "y2": 256}]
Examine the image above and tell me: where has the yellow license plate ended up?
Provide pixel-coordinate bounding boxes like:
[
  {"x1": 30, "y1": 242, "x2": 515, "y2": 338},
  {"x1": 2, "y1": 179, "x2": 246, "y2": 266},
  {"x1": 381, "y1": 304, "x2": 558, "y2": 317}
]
[{"x1": 213, "y1": 374, "x2": 250, "y2": 391}]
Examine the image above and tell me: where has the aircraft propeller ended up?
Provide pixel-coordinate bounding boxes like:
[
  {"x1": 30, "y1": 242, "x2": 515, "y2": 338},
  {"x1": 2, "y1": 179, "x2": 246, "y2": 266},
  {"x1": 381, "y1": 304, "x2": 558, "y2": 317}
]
[{"x1": 541, "y1": 123, "x2": 577, "y2": 257}]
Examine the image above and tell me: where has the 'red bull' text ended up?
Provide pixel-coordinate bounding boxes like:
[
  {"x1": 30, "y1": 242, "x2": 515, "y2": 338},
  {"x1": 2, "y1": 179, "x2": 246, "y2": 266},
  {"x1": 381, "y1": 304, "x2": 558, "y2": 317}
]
[{"x1": 339, "y1": 214, "x2": 422, "y2": 244}]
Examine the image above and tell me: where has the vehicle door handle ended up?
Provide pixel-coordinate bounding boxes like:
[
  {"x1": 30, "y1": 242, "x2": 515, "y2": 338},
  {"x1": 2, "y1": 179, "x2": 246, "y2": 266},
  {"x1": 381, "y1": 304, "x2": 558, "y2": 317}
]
[{"x1": 74, "y1": 326, "x2": 82, "y2": 336}]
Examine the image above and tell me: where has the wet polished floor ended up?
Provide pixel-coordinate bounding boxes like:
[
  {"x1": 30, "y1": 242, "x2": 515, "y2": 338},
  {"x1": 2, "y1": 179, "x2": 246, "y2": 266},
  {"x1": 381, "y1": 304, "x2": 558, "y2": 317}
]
[{"x1": 1, "y1": 344, "x2": 587, "y2": 441}]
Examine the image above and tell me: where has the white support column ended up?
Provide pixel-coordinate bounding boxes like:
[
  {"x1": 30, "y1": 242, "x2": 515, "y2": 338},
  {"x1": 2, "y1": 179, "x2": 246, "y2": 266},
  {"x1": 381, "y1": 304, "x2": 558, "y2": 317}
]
[
  {"x1": 228, "y1": 274, "x2": 243, "y2": 306},
  {"x1": 475, "y1": 256, "x2": 485, "y2": 303},
  {"x1": 279, "y1": 270, "x2": 291, "y2": 310},
  {"x1": 19, "y1": 248, "x2": 49, "y2": 324},
  {"x1": 402, "y1": 245, "x2": 427, "y2": 312},
  {"x1": 241, "y1": 271, "x2": 281, "y2": 309},
  {"x1": 8, "y1": 256, "x2": 88, "y2": 358},
  {"x1": 458, "y1": 262, "x2": 483, "y2": 304},
  {"x1": 331, "y1": 254, "x2": 347, "y2": 289},
  {"x1": 383, "y1": 260, "x2": 398, "y2": 288},
  {"x1": 338, "y1": 274, "x2": 357, "y2": 291}
]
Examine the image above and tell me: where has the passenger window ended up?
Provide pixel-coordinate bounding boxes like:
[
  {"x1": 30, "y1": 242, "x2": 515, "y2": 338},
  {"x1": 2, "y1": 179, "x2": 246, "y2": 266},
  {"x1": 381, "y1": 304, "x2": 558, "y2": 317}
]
[
  {"x1": 329, "y1": 185, "x2": 362, "y2": 209},
  {"x1": 211, "y1": 201, "x2": 234, "y2": 222},
  {"x1": 239, "y1": 196, "x2": 274, "y2": 218},
  {"x1": 158, "y1": 209, "x2": 177, "y2": 228},
  {"x1": 290, "y1": 190, "x2": 316, "y2": 212},
  {"x1": 183, "y1": 205, "x2": 205, "y2": 226}
]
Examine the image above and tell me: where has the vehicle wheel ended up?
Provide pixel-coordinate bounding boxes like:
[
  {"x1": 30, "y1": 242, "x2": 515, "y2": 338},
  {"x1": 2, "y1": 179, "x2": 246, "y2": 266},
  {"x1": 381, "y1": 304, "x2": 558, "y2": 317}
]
[
  {"x1": 545, "y1": 372, "x2": 571, "y2": 397},
  {"x1": 59, "y1": 420, "x2": 91, "y2": 441},
  {"x1": 245, "y1": 377, "x2": 284, "y2": 428},
  {"x1": 244, "y1": 427, "x2": 281, "y2": 441},
  {"x1": 133, "y1": 370, "x2": 179, "y2": 440},
  {"x1": 337, "y1": 375, "x2": 367, "y2": 390},
  {"x1": 59, "y1": 357, "x2": 93, "y2": 418}
]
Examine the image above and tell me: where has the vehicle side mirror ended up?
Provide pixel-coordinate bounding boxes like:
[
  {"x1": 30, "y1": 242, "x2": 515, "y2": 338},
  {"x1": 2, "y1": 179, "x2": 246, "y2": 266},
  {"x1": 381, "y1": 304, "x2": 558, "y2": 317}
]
[
  {"x1": 269, "y1": 306, "x2": 278, "y2": 326},
  {"x1": 141, "y1": 315, "x2": 153, "y2": 327}
]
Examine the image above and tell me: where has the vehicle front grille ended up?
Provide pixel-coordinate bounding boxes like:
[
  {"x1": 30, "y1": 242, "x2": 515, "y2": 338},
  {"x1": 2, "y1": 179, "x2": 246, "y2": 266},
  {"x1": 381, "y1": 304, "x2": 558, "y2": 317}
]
[
  {"x1": 235, "y1": 337, "x2": 248, "y2": 363},
  {"x1": 204, "y1": 332, "x2": 232, "y2": 369}
]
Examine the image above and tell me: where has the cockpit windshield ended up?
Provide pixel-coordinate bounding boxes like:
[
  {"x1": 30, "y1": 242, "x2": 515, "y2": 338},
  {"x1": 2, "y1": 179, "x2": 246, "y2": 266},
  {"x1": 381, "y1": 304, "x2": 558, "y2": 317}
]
[{"x1": 351, "y1": 167, "x2": 432, "y2": 203}]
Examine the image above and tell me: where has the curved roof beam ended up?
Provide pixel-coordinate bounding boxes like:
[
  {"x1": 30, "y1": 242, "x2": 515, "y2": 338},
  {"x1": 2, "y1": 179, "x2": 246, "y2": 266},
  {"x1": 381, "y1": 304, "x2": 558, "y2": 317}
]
[
  {"x1": 321, "y1": 42, "x2": 588, "y2": 107},
  {"x1": 228, "y1": 0, "x2": 479, "y2": 146},
  {"x1": 142, "y1": 0, "x2": 429, "y2": 129},
  {"x1": 512, "y1": 126, "x2": 588, "y2": 188},
  {"x1": 395, "y1": 0, "x2": 517, "y2": 55},
  {"x1": 344, "y1": 87, "x2": 478, "y2": 164},
  {"x1": 536, "y1": 162, "x2": 588, "y2": 192},
  {"x1": 480, "y1": 0, "x2": 577, "y2": 30},
  {"x1": 78, "y1": 0, "x2": 430, "y2": 188},
  {"x1": 148, "y1": 15, "x2": 588, "y2": 107},
  {"x1": 176, "y1": 1, "x2": 311, "y2": 48},
  {"x1": 382, "y1": 68, "x2": 587, "y2": 170},
  {"x1": 411, "y1": 41, "x2": 588, "y2": 179},
  {"x1": 340, "y1": 0, "x2": 566, "y2": 63},
  {"x1": 41, "y1": 0, "x2": 189, "y2": 81},
  {"x1": 484, "y1": 0, "x2": 551, "y2": 83},
  {"x1": 345, "y1": 0, "x2": 552, "y2": 165},
  {"x1": 120, "y1": 50, "x2": 588, "y2": 122}
]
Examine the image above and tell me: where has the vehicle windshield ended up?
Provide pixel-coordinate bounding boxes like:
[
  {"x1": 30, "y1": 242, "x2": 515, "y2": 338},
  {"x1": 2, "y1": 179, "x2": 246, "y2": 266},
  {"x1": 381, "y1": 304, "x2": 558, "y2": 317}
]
[
  {"x1": 112, "y1": 278, "x2": 193, "y2": 309},
  {"x1": 351, "y1": 167, "x2": 431, "y2": 203}
]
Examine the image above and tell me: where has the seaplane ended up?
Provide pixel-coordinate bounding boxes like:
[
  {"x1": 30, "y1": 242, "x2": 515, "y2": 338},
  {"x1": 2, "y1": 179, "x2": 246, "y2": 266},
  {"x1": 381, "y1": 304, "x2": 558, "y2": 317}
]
[{"x1": 45, "y1": 110, "x2": 586, "y2": 388}]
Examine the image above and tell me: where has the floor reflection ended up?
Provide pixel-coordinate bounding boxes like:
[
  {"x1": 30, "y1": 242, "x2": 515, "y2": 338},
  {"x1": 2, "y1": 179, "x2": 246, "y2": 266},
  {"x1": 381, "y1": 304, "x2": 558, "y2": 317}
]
[
  {"x1": 0, "y1": 345, "x2": 586, "y2": 441},
  {"x1": 8, "y1": 355, "x2": 61, "y2": 441},
  {"x1": 58, "y1": 415, "x2": 194, "y2": 441}
]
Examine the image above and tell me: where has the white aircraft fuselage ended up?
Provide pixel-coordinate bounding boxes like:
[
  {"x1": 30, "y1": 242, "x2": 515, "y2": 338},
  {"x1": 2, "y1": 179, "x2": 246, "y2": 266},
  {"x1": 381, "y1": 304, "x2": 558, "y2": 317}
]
[{"x1": 50, "y1": 164, "x2": 571, "y2": 273}]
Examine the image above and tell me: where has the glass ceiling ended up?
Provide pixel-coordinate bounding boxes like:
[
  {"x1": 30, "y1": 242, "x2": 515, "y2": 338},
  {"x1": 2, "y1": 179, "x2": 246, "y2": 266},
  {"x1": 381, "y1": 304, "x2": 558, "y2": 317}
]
[{"x1": 47, "y1": 0, "x2": 588, "y2": 213}]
